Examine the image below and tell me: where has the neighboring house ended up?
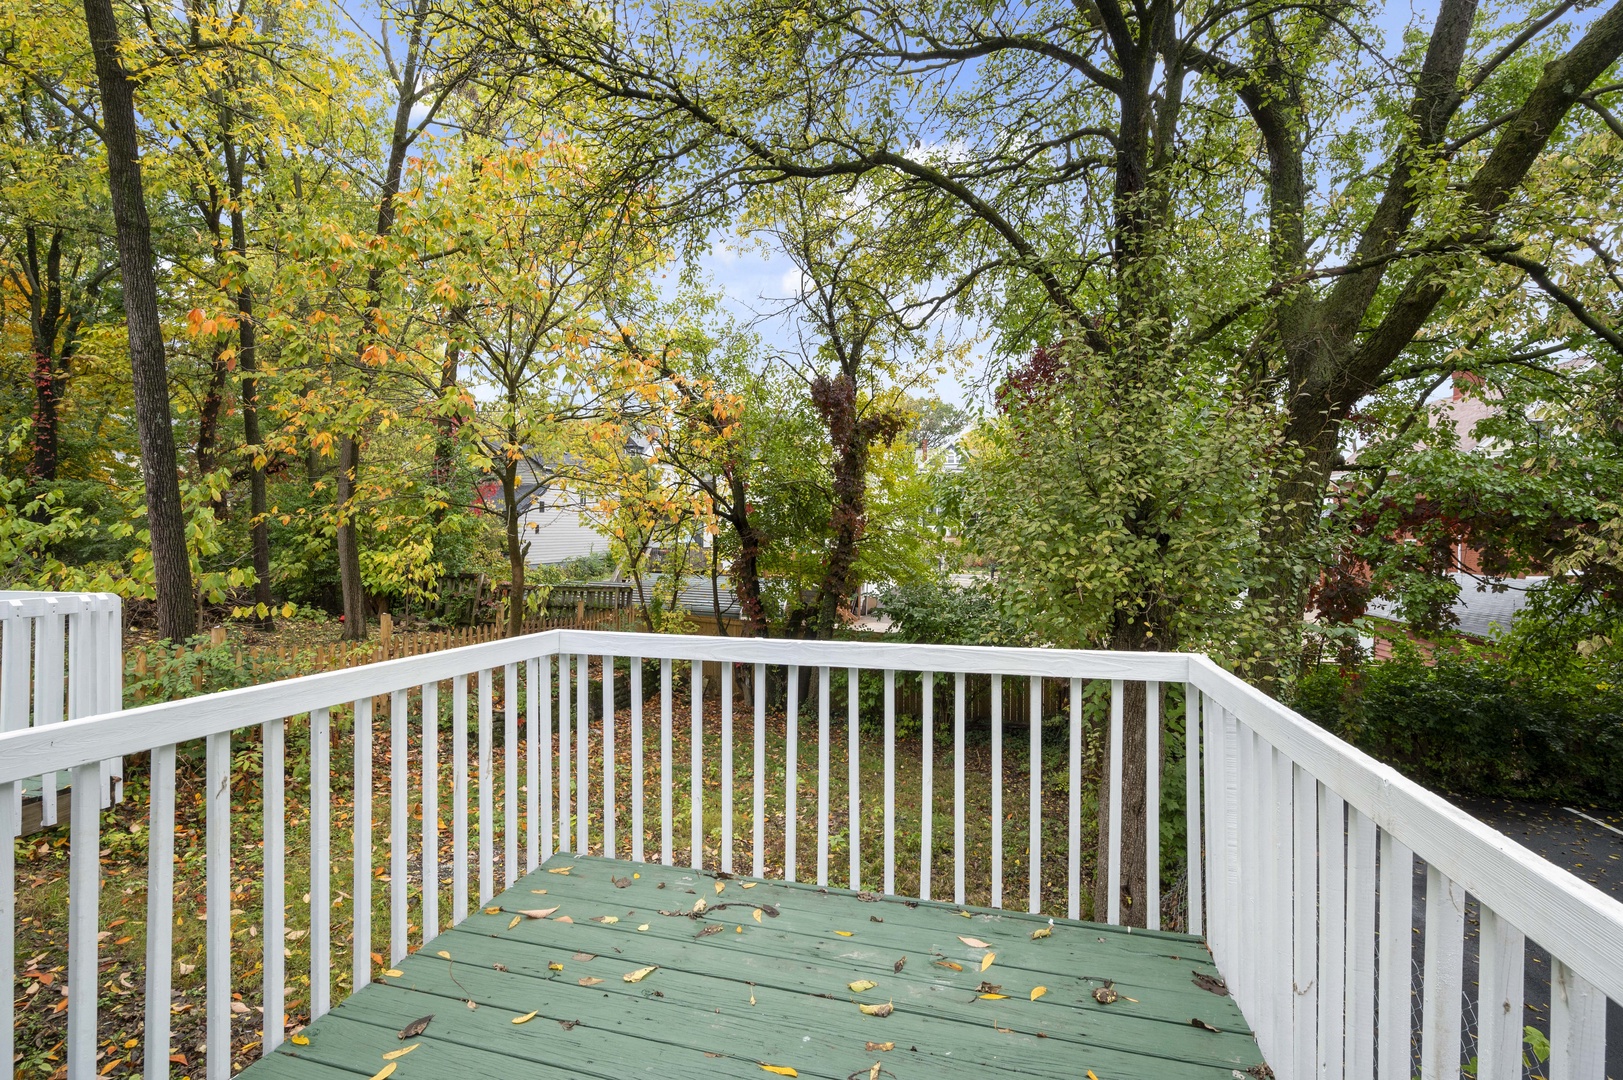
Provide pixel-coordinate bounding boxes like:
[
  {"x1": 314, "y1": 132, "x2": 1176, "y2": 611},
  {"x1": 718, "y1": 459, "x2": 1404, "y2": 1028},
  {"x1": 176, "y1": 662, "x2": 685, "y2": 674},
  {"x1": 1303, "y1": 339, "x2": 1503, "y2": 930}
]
[{"x1": 475, "y1": 460, "x2": 610, "y2": 567}]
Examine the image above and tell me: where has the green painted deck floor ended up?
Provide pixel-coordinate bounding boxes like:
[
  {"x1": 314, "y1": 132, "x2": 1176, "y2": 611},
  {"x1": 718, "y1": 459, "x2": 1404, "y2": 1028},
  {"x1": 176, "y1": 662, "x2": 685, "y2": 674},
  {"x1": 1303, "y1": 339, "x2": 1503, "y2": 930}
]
[{"x1": 246, "y1": 854, "x2": 1265, "y2": 1080}]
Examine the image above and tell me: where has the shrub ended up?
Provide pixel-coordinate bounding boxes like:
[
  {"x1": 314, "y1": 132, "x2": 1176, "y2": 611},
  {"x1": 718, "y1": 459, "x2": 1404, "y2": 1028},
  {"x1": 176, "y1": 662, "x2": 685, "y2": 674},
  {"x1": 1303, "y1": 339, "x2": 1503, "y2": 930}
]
[{"x1": 876, "y1": 579, "x2": 1032, "y2": 646}]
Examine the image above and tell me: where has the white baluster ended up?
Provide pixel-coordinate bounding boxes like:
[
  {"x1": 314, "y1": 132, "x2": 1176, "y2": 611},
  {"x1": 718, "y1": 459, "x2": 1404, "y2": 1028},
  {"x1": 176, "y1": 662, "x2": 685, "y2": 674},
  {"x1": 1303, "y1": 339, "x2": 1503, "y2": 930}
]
[
  {"x1": 0, "y1": 779, "x2": 11, "y2": 1077},
  {"x1": 452, "y1": 675, "x2": 469, "y2": 921},
  {"x1": 690, "y1": 660, "x2": 704, "y2": 869},
  {"x1": 206, "y1": 734, "x2": 231, "y2": 1080},
  {"x1": 991, "y1": 673, "x2": 1003, "y2": 909},
  {"x1": 1420, "y1": 866, "x2": 1464, "y2": 1080},
  {"x1": 919, "y1": 671, "x2": 933, "y2": 902},
  {"x1": 1028, "y1": 675, "x2": 1041, "y2": 914},
  {"x1": 753, "y1": 663, "x2": 766, "y2": 878},
  {"x1": 526, "y1": 659, "x2": 540, "y2": 873},
  {"x1": 721, "y1": 662, "x2": 733, "y2": 872},
  {"x1": 631, "y1": 657, "x2": 644, "y2": 863},
  {"x1": 660, "y1": 658, "x2": 673, "y2": 865},
  {"x1": 1292, "y1": 763, "x2": 1318, "y2": 1080},
  {"x1": 263, "y1": 718, "x2": 286, "y2": 1051},
  {"x1": 1476, "y1": 906, "x2": 1524, "y2": 1080},
  {"x1": 602, "y1": 656, "x2": 615, "y2": 858},
  {"x1": 883, "y1": 668, "x2": 895, "y2": 895},
  {"x1": 1318, "y1": 785, "x2": 1346, "y2": 1079},
  {"x1": 391, "y1": 689, "x2": 409, "y2": 959},
  {"x1": 478, "y1": 669, "x2": 494, "y2": 903},
  {"x1": 575, "y1": 653, "x2": 588, "y2": 853},
  {"x1": 785, "y1": 666, "x2": 799, "y2": 882},
  {"x1": 1376, "y1": 831, "x2": 1413, "y2": 1080},
  {"x1": 954, "y1": 672, "x2": 966, "y2": 906},
  {"x1": 143, "y1": 746, "x2": 176, "y2": 1079},
  {"x1": 1184, "y1": 683, "x2": 1202, "y2": 936},
  {"x1": 817, "y1": 666, "x2": 830, "y2": 886},
  {"x1": 1346, "y1": 808, "x2": 1377, "y2": 1080},
  {"x1": 310, "y1": 708, "x2": 332, "y2": 1019},
  {"x1": 36, "y1": 602, "x2": 63, "y2": 826},
  {"x1": 1067, "y1": 678, "x2": 1082, "y2": 920},
  {"x1": 848, "y1": 667, "x2": 860, "y2": 890},
  {"x1": 1145, "y1": 682, "x2": 1160, "y2": 930},
  {"x1": 1550, "y1": 958, "x2": 1606, "y2": 1079},
  {"x1": 65, "y1": 759, "x2": 99, "y2": 1080},
  {"x1": 540, "y1": 658, "x2": 554, "y2": 864},
  {"x1": 505, "y1": 663, "x2": 519, "y2": 886},
  {"x1": 556, "y1": 657, "x2": 569, "y2": 854},
  {"x1": 422, "y1": 683, "x2": 440, "y2": 943},
  {"x1": 1106, "y1": 679, "x2": 1123, "y2": 924}
]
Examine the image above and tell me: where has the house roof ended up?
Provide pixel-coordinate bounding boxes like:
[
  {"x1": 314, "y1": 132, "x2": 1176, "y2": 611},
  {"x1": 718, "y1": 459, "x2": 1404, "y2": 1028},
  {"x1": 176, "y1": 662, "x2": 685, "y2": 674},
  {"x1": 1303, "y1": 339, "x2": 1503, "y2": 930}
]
[
  {"x1": 1366, "y1": 572, "x2": 1548, "y2": 639},
  {"x1": 629, "y1": 574, "x2": 742, "y2": 618}
]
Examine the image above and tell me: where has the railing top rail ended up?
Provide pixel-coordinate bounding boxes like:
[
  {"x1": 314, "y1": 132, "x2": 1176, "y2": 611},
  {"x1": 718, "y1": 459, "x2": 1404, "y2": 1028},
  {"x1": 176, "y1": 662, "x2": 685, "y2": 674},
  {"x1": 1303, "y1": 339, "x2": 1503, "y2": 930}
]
[
  {"x1": 1188, "y1": 654, "x2": 1623, "y2": 1005},
  {"x1": 0, "y1": 629, "x2": 1191, "y2": 786},
  {"x1": 0, "y1": 591, "x2": 122, "y2": 617}
]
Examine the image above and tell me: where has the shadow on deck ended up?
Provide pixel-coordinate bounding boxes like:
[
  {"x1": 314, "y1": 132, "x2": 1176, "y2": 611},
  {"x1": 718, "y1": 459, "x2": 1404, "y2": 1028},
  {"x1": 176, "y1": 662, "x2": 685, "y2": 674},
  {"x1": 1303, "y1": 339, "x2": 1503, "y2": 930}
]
[{"x1": 246, "y1": 855, "x2": 1264, "y2": 1080}]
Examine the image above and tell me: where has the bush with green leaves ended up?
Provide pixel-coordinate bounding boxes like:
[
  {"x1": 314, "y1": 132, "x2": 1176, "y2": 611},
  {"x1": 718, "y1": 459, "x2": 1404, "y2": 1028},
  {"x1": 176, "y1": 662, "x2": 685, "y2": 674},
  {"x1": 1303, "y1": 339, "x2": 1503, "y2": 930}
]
[
  {"x1": 875, "y1": 579, "x2": 1033, "y2": 647},
  {"x1": 1291, "y1": 642, "x2": 1623, "y2": 801}
]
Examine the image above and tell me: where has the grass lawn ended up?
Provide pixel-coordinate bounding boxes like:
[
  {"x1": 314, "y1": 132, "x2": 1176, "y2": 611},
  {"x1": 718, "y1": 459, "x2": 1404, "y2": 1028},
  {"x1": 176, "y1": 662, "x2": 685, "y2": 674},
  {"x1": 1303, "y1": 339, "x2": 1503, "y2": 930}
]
[{"x1": 10, "y1": 660, "x2": 1190, "y2": 1078}]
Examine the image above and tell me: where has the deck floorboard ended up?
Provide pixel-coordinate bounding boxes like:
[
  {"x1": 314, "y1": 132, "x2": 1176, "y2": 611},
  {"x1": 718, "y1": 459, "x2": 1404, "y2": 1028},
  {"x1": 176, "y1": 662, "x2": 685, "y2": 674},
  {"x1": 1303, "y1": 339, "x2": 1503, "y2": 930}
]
[{"x1": 249, "y1": 855, "x2": 1264, "y2": 1079}]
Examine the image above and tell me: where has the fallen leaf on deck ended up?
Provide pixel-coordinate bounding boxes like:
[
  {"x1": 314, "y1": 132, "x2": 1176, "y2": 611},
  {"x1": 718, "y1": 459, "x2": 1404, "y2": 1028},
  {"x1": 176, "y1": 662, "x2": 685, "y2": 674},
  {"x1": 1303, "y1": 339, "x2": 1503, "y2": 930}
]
[
  {"x1": 382, "y1": 1045, "x2": 418, "y2": 1061},
  {"x1": 549, "y1": 962, "x2": 564, "y2": 972},
  {"x1": 697, "y1": 925, "x2": 724, "y2": 938},
  {"x1": 512, "y1": 1011, "x2": 538, "y2": 1025},
  {"x1": 555, "y1": 916, "x2": 574, "y2": 924},
  {"x1": 290, "y1": 1036, "x2": 310, "y2": 1047},
  {"x1": 612, "y1": 876, "x2": 632, "y2": 888},
  {"x1": 592, "y1": 916, "x2": 620, "y2": 924},
  {"x1": 759, "y1": 1065, "x2": 797, "y2": 1076},
  {"x1": 848, "y1": 980, "x2": 877, "y2": 993},
  {"x1": 1087, "y1": 1071, "x2": 1099, "y2": 1080},
  {"x1": 530, "y1": 889, "x2": 548, "y2": 895},
  {"x1": 976, "y1": 982, "x2": 1001, "y2": 994},
  {"x1": 934, "y1": 960, "x2": 963, "y2": 971},
  {"x1": 958, "y1": 910, "x2": 972, "y2": 918},
  {"x1": 369, "y1": 1064, "x2": 396, "y2": 1080},
  {"x1": 1190, "y1": 1018, "x2": 1221, "y2": 1033},
  {"x1": 518, "y1": 907, "x2": 559, "y2": 920},
  {"x1": 1192, "y1": 972, "x2": 1229, "y2": 996},
  {"x1": 893, "y1": 957, "x2": 905, "y2": 973},
  {"x1": 1030, "y1": 986, "x2": 1048, "y2": 1001},
  {"x1": 1031, "y1": 925, "x2": 1052, "y2": 940},
  {"x1": 958, "y1": 936, "x2": 990, "y2": 949},
  {"x1": 397, "y1": 1015, "x2": 433, "y2": 1039},
  {"x1": 1092, "y1": 985, "x2": 1119, "y2": 1005},
  {"x1": 547, "y1": 867, "x2": 572, "y2": 875},
  {"x1": 436, "y1": 951, "x2": 451, "y2": 960},
  {"x1": 484, "y1": 906, "x2": 500, "y2": 915},
  {"x1": 864, "y1": 1041, "x2": 894, "y2": 1052},
  {"x1": 494, "y1": 964, "x2": 508, "y2": 972},
  {"x1": 753, "y1": 909, "x2": 763, "y2": 923},
  {"x1": 835, "y1": 930, "x2": 854, "y2": 937},
  {"x1": 979, "y1": 993, "x2": 1009, "y2": 1000},
  {"x1": 980, "y1": 953, "x2": 996, "y2": 972},
  {"x1": 858, "y1": 1001, "x2": 894, "y2": 1017},
  {"x1": 693, "y1": 897, "x2": 708, "y2": 914},
  {"x1": 558, "y1": 1019, "x2": 580, "y2": 1031},
  {"x1": 637, "y1": 924, "x2": 650, "y2": 932},
  {"x1": 868, "y1": 1064, "x2": 882, "y2": 1080},
  {"x1": 382, "y1": 969, "x2": 403, "y2": 978},
  {"x1": 715, "y1": 881, "x2": 725, "y2": 895},
  {"x1": 465, "y1": 999, "x2": 478, "y2": 1009},
  {"x1": 573, "y1": 952, "x2": 596, "y2": 962},
  {"x1": 623, "y1": 966, "x2": 657, "y2": 983},
  {"x1": 579, "y1": 977, "x2": 603, "y2": 987},
  {"x1": 508, "y1": 916, "x2": 522, "y2": 929},
  {"x1": 741, "y1": 882, "x2": 757, "y2": 889}
]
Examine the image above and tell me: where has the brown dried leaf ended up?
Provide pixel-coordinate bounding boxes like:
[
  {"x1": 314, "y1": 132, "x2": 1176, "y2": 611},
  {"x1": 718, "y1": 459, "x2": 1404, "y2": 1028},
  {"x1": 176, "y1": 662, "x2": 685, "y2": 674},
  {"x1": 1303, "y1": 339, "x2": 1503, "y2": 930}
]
[
  {"x1": 958, "y1": 936, "x2": 990, "y2": 949},
  {"x1": 484, "y1": 906, "x2": 501, "y2": 915},
  {"x1": 558, "y1": 1019, "x2": 580, "y2": 1031},
  {"x1": 547, "y1": 867, "x2": 572, "y2": 875},
  {"x1": 1192, "y1": 972, "x2": 1229, "y2": 996},
  {"x1": 893, "y1": 957, "x2": 905, "y2": 974},
  {"x1": 1092, "y1": 985, "x2": 1119, "y2": 1005},
  {"x1": 517, "y1": 907, "x2": 559, "y2": 920},
  {"x1": 578, "y1": 977, "x2": 604, "y2": 987},
  {"x1": 1190, "y1": 1018, "x2": 1221, "y2": 1033},
  {"x1": 573, "y1": 952, "x2": 596, "y2": 962},
  {"x1": 715, "y1": 881, "x2": 726, "y2": 895},
  {"x1": 697, "y1": 925, "x2": 724, "y2": 938},
  {"x1": 397, "y1": 1015, "x2": 433, "y2": 1039},
  {"x1": 612, "y1": 876, "x2": 632, "y2": 888},
  {"x1": 934, "y1": 960, "x2": 963, "y2": 972},
  {"x1": 555, "y1": 915, "x2": 574, "y2": 924},
  {"x1": 857, "y1": 1001, "x2": 894, "y2": 1017}
]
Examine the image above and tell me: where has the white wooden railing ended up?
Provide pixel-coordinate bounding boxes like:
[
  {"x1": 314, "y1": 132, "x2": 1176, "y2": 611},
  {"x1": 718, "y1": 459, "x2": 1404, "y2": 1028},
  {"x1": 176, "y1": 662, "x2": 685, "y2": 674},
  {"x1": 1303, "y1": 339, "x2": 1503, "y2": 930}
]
[
  {"x1": 1, "y1": 628, "x2": 1619, "y2": 1080},
  {"x1": 0, "y1": 591, "x2": 123, "y2": 830}
]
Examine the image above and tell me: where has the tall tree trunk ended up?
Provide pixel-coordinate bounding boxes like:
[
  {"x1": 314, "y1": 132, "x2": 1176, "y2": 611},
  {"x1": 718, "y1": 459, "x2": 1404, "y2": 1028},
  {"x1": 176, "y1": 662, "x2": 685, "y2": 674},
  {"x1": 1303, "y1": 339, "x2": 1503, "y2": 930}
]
[
  {"x1": 335, "y1": 435, "x2": 367, "y2": 640},
  {"x1": 430, "y1": 328, "x2": 463, "y2": 525},
  {"x1": 29, "y1": 349, "x2": 60, "y2": 484},
  {"x1": 503, "y1": 456, "x2": 526, "y2": 638},
  {"x1": 83, "y1": 0, "x2": 196, "y2": 640},
  {"x1": 725, "y1": 473, "x2": 768, "y2": 636},
  {"x1": 227, "y1": 142, "x2": 275, "y2": 629}
]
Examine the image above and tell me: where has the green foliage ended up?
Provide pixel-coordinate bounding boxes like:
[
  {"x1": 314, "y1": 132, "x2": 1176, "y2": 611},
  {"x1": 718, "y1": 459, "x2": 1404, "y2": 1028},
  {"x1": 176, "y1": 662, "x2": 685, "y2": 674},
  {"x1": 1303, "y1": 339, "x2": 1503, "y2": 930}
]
[
  {"x1": 124, "y1": 637, "x2": 301, "y2": 705},
  {"x1": 876, "y1": 579, "x2": 1032, "y2": 646},
  {"x1": 1291, "y1": 643, "x2": 1623, "y2": 800}
]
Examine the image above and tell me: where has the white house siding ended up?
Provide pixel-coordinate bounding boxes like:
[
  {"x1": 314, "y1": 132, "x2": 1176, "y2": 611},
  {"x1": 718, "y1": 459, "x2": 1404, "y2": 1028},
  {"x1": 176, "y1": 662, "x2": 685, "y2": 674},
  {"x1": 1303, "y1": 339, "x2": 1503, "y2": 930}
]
[{"x1": 520, "y1": 501, "x2": 609, "y2": 565}]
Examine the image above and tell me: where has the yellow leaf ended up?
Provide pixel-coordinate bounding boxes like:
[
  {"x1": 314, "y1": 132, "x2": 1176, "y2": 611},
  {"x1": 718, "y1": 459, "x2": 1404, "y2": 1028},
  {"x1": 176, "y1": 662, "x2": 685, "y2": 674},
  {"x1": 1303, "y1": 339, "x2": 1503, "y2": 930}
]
[
  {"x1": 508, "y1": 916, "x2": 522, "y2": 929},
  {"x1": 858, "y1": 1001, "x2": 894, "y2": 1017},
  {"x1": 958, "y1": 936, "x2": 991, "y2": 949},
  {"x1": 693, "y1": 897, "x2": 707, "y2": 914},
  {"x1": 848, "y1": 980, "x2": 876, "y2": 993},
  {"x1": 548, "y1": 962, "x2": 563, "y2": 972},
  {"x1": 484, "y1": 906, "x2": 501, "y2": 915},
  {"x1": 633, "y1": 872, "x2": 640, "y2": 879},
  {"x1": 369, "y1": 1065, "x2": 396, "y2": 1080},
  {"x1": 530, "y1": 890, "x2": 548, "y2": 895},
  {"x1": 381, "y1": 1045, "x2": 418, "y2": 1061},
  {"x1": 599, "y1": 916, "x2": 619, "y2": 924},
  {"x1": 437, "y1": 951, "x2": 451, "y2": 960},
  {"x1": 290, "y1": 1035, "x2": 310, "y2": 1046},
  {"x1": 934, "y1": 960, "x2": 963, "y2": 971},
  {"x1": 741, "y1": 881, "x2": 757, "y2": 889},
  {"x1": 864, "y1": 1042, "x2": 894, "y2": 1052},
  {"x1": 623, "y1": 966, "x2": 657, "y2": 983},
  {"x1": 1030, "y1": 986, "x2": 1048, "y2": 1001},
  {"x1": 512, "y1": 1010, "x2": 537, "y2": 1024},
  {"x1": 715, "y1": 881, "x2": 725, "y2": 895},
  {"x1": 1088, "y1": 1072, "x2": 1100, "y2": 1080},
  {"x1": 835, "y1": 930, "x2": 854, "y2": 937},
  {"x1": 637, "y1": 924, "x2": 650, "y2": 932},
  {"x1": 958, "y1": 910, "x2": 972, "y2": 918},
  {"x1": 760, "y1": 1065, "x2": 798, "y2": 1077},
  {"x1": 382, "y1": 969, "x2": 403, "y2": 978},
  {"x1": 547, "y1": 867, "x2": 572, "y2": 875},
  {"x1": 1031, "y1": 925, "x2": 1053, "y2": 940},
  {"x1": 979, "y1": 993, "x2": 1009, "y2": 1000},
  {"x1": 981, "y1": 953, "x2": 996, "y2": 972},
  {"x1": 752, "y1": 909, "x2": 762, "y2": 924}
]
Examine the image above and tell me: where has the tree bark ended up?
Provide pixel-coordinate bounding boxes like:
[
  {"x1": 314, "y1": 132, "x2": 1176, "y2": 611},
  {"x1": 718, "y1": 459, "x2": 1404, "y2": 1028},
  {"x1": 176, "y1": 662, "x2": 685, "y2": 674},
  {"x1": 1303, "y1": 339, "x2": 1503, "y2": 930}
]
[
  {"x1": 227, "y1": 135, "x2": 275, "y2": 629},
  {"x1": 725, "y1": 471, "x2": 768, "y2": 636},
  {"x1": 83, "y1": 0, "x2": 196, "y2": 640},
  {"x1": 503, "y1": 455, "x2": 526, "y2": 638},
  {"x1": 335, "y1": 435, "x2": 367, "y2": 640}
]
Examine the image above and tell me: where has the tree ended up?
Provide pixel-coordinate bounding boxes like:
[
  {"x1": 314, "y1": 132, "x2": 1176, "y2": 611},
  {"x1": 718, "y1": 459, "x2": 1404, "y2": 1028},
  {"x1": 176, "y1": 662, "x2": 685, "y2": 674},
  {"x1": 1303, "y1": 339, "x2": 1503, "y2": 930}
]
[{"x1": 80, "y1": 0, "x2": 196, "y2": 639}]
